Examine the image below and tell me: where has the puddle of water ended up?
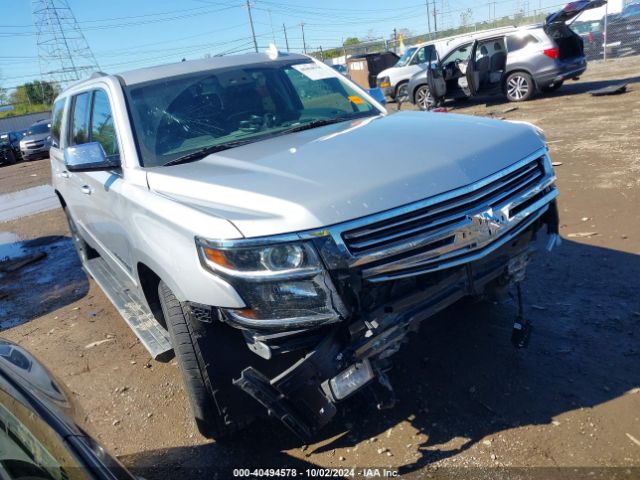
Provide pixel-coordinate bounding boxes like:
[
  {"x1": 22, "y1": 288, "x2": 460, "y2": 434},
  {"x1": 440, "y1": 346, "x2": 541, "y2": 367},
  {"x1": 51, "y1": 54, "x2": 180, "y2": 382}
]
[
  {"x1": 0, "y1": 185, "x2": 58, "y2": 223},
  {"x1": 0, "y1": 232, "x2": 25, "y2": 261}
]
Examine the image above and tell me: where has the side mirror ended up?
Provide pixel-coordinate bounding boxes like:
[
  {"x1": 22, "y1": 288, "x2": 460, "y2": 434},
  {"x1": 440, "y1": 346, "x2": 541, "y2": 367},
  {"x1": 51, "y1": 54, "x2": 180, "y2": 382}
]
[{"x1": 64, "y1": 142, "x2": 120, "y2": 172}]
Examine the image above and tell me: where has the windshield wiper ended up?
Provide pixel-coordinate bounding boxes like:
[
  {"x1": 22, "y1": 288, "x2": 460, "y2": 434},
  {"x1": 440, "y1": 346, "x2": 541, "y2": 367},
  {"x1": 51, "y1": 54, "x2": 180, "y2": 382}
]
[
  {"x1": 280, "y1": 113, "x2": 377, "y2": 135},
  {"x1": 161, "y1": 138, "x2": 258, "y2": 167}
]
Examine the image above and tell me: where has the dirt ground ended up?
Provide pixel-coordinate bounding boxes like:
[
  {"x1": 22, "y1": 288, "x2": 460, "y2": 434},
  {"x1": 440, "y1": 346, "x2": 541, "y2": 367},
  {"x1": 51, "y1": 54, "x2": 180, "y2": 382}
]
[{"x1": 1, "y1": 56, "x2": 639, "y2": 479}]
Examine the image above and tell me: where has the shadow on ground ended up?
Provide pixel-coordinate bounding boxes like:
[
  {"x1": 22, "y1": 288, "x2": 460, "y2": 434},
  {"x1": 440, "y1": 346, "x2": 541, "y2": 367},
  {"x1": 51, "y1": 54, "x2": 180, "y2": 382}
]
[
  {"x1": 122, "y1": 238, "x2": 639, "y2": 478},
  {"x1": 0, "y1": 235, "x2": 89, "y2": 330}
]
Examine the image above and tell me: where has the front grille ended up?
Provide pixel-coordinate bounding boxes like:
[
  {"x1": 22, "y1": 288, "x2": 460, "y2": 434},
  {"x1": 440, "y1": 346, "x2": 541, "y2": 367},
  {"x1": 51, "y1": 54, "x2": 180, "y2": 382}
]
[
  {"x1": 25, "y1": 141, "x2": 44, "y2": 149},
  {"x1": 342, "y1": 156, "x2": 546, "y2": 257}
]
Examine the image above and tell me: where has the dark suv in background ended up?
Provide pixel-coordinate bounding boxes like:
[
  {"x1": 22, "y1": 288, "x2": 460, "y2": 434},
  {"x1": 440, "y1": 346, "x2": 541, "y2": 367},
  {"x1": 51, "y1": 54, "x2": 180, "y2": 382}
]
[
  {"x1": 0, "y1": 131, "x2": 22, "y2": 165},
  {"x1": 19, "y1": 119, "x2": 53, "y2": 161}
]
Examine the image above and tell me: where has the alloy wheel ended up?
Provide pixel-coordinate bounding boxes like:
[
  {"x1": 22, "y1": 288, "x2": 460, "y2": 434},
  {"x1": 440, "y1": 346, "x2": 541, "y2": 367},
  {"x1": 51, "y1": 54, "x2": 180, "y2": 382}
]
[{"x1": 507, "y1": 75, "x2": 530, "y2": 101}]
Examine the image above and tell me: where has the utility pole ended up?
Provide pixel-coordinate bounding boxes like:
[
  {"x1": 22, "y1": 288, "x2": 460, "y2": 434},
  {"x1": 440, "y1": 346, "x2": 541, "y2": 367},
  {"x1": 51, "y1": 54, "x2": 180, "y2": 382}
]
[
  {"x1": 245, "y1": 0, "x2": 258, "y2": 53},
  {"x1": 283, "y1": 23, "x2": 290, "y2": 52},
  {"x1": 425, "y1": 0, "x2": 432, "y2": 39},
  {"x1": 604, "y1": 0, "x2": 608, "y2": 61},
  {"x1": 300, "y1": 22, "x2": 307, "y2": 54},
  {"x1": 433, "y1": 0, "x2": 438, "y2": 35}
]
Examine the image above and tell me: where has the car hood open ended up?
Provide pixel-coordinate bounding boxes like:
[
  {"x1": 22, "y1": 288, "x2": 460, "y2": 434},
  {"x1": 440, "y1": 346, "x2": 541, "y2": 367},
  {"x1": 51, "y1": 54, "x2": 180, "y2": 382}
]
[{"x1": 146, "y1": 112, "x2": 545, "y2": 239}]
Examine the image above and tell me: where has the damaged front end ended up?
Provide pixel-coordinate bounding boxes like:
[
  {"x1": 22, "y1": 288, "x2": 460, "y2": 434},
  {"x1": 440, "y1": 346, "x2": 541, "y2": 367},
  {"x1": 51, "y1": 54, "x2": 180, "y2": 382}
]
[{"x1": 194, "y1": 148, "x2": 560, "y2": 439}]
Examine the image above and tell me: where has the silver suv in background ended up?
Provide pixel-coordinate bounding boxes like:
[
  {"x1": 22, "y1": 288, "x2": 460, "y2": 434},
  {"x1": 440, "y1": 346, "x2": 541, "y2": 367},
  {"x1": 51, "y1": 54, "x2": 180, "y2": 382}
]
[
  {"x1": 376, "y1": 26, "x2": 518, "y2": 102},
  {"x1": 20, "y1": 119, "x2": 53, "y2": 160},
  {"x1": 408, "y1": 0, "x2": 606, "y2": 107},
  {"x1": 51, "y1": 51, "x2": 559, "y2": 440}
]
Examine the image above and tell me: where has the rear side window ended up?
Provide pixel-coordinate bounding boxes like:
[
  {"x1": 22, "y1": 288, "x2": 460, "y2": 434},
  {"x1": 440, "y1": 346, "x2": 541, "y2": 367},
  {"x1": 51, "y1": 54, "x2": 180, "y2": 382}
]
[
  {"x1": 90, "y1": 90, "x2": 119, "y2": 157},
  {"x1": 51, "y1": 98, "x2": 66, "y2": 147},
  {"x1": 507, "y1": 34, "x2": 539, "y2": 52},
  {"x1": 69, "y1": 92, "x2": 91, "y2": 146}
]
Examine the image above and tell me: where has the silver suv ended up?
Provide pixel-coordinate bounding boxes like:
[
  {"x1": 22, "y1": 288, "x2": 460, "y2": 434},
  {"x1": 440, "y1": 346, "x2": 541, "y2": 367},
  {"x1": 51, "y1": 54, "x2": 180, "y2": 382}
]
[
  {"x1": 408, "y1": 0, "x2": 606, "y2": 107},
  {"x1": 50, "y1": 51, "x2": 560, "y2": 439}
]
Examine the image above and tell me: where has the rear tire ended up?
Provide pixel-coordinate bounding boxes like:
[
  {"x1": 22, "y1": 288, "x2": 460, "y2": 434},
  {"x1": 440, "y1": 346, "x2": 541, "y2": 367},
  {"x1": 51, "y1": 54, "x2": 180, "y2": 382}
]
[
  {"x1": 541, "y1": 81, "x2": 563, "y2": 93},
  {"x1": 505, "y1": 72, "x2": 534, "y2": 102},
  {"x1": 158, "y1": 281, "x2": 239, "y2": 439}
]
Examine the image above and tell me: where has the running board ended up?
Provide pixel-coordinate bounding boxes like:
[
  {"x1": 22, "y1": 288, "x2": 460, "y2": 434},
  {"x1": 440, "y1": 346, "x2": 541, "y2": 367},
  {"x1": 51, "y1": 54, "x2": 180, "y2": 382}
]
[{"x1": 84, "y1": 257, "x2": 173, "y2": 361}]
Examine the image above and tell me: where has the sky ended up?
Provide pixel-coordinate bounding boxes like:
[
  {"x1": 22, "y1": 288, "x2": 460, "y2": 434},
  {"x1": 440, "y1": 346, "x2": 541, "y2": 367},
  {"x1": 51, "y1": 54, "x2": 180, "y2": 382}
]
[{"x1": 0, "y1": 0, "x2": 613, "y2": 92}]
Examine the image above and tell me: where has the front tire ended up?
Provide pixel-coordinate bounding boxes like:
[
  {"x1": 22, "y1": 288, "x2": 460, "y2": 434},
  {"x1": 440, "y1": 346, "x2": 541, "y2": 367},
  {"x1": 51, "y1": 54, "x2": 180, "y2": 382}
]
[
  {"x1": 395, "y1": 82, "x2": 409, "y2": 103},
  {"x1": 5, "y1": 149, "x2": 17, "y2": 165},
  {"x1": 63, "y1": 207, "x2": 96, "y2": 264},
  {"x1": 505, "y1": 72, "x2": 534, "y2": 102},
  {"x1": 415, "y1": 85, "x2": 434, "y2": 111},
  {"x1": 158, "y1": 281, "x2": 240, "y2": 439}
]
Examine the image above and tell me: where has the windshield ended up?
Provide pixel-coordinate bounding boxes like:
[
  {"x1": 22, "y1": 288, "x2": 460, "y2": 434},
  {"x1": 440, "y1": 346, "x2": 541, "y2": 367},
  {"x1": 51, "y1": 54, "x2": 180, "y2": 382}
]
[
  {"x1": 394, "y1": 47, "x2": 417, "y2": 68},
  {"x1": 27, "y1": 123, "x2": 50, "y2": 135},
  {"x1": 124, "y1": 60, "x2": 380, "y2": 167}
]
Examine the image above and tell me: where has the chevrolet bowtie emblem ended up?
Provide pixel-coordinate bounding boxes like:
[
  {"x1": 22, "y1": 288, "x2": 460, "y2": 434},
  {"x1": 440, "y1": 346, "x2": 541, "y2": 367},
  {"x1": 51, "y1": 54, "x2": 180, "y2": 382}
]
[{"x1": 469, "y1": 208, "x2": 508, "y2": 238}]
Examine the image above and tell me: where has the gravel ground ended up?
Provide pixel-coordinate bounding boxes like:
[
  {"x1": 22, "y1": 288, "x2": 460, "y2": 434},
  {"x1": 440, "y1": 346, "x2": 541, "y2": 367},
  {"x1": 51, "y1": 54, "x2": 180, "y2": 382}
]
[{"x1": 0, "y1": 56, "x2": 639, "y2": 479}]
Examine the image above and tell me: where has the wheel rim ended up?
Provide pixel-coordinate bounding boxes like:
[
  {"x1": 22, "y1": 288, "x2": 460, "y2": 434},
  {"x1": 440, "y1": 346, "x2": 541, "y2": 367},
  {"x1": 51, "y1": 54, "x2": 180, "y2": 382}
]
[
  {"x1": 416, "y1": 87, "x2": 433, "y2": 110},
  {"x1": 397, "y1": 84, "x2": 409, "y2": 102},
  {"x1": 507, "y1": 75, "x2": 529, "y2": 100}
]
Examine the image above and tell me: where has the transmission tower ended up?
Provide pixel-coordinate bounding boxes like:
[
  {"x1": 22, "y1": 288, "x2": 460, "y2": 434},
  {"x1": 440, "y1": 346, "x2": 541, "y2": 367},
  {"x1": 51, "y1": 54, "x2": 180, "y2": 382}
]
[{"x1": 31, "y1": 0, "x2": 100, "y2": 88}]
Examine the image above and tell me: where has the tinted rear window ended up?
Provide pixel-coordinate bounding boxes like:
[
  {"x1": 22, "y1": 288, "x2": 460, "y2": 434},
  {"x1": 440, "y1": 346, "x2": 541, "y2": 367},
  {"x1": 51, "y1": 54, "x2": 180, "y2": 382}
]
[{"x1": 507, "y1": 34, "x2": 539, "y2": 52}]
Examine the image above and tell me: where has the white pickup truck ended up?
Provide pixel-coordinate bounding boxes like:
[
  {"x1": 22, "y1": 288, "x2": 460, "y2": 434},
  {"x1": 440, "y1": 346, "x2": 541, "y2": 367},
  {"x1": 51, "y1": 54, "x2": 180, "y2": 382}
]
[{"x1": 50, "y1": 51, "x2": 559, "y2": 439}]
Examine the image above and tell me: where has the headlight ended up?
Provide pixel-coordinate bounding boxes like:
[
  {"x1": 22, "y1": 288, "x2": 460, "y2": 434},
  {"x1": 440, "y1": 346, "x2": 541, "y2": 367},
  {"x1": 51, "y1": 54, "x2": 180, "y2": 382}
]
[
  {"x1": 377, "y1": 76, "x2": 391, "y2": 88},
  {"x1": 198, "y1": 240, "x2": 320, "y2": 279},
  {"x1": 196, "y1": 238, "x2": 346, "y2": 330}
]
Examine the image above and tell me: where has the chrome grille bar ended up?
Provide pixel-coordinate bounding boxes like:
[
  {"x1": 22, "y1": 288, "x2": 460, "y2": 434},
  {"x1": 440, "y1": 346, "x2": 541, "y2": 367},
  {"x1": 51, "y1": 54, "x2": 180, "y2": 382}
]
[{"x1": 321, "y1": 148, "x2": 557, "y2": 279}]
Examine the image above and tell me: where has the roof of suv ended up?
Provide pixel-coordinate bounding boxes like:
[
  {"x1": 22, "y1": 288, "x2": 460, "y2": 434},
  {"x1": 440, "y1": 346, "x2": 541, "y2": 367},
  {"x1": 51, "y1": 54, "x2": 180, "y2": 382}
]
[{"x1": 118, "y1": 52, "x2": 310, "y2": 86}]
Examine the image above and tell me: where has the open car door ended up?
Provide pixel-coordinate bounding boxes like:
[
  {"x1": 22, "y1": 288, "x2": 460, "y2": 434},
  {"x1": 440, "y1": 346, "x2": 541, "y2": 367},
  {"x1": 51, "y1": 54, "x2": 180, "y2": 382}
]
[
  {"x1": 465, "y1": 40, "x2": 479, "y2": 97},
  {"x1": 426, "y1": 47, "x2": 446, "y2": 103},
  {"x1": 545, "y1": 0, "x2": 607, "y2": 24}
]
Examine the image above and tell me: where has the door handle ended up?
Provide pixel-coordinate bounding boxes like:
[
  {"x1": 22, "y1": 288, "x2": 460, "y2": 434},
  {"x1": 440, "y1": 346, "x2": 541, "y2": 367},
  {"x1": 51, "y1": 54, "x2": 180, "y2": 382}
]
[
  {"x1": 58, "y1": 170, "x2": 70, "y2": 178},
  {"x1": 80, "y1": 185, "x2": 92, "y2": 195}
]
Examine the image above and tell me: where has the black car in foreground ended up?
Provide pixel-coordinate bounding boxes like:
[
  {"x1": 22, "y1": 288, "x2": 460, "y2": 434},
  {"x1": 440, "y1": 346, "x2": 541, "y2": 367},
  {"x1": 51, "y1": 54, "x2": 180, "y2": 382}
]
[{"x1": 0, "y1": 338, "x2": 135, "y2": 480}]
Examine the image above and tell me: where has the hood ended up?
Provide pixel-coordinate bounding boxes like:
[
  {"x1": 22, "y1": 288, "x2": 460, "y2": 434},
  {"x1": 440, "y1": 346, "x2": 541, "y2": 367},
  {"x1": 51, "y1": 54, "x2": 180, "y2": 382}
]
[
  {"x1": 146, "y1": 112, "x2": 545, "y2": 239},
  {"x1": 377, "y1": 67, "x2": 395, "y2": 79},
  {"x1": 546, "y1": 0, "x2": 607, "y2": 24}
]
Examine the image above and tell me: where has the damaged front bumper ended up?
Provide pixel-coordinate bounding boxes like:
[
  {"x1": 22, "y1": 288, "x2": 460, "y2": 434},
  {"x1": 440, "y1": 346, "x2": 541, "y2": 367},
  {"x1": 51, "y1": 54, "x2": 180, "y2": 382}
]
[
  {"x1": 198, "y1": 149, "x2": 560, "y2": 438},
  {"x1": 227, "y1": 201, "x2": 559, "y2": 439}
]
